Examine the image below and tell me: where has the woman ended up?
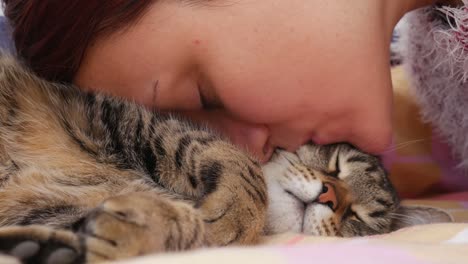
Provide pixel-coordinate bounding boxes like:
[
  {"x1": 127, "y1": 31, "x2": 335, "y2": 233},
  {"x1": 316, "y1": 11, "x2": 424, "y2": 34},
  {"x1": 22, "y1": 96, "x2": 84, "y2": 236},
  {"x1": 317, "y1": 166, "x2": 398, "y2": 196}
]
[{"x1": 2, "y1": 0, "x2": 442, "y2": 162}]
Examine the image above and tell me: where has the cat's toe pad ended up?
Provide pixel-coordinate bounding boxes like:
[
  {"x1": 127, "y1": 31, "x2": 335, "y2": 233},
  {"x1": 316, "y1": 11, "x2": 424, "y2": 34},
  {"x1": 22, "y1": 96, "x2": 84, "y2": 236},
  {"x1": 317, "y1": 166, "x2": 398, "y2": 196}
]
[{"x1": 0, "y1": 226, "x2": 82, "y2": 264}]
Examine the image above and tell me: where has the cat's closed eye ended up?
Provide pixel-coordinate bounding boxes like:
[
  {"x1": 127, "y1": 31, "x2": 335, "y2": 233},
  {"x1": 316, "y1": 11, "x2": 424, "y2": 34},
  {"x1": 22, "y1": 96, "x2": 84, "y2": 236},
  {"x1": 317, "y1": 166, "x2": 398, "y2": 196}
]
[
  {"x1": 326, "y1": 149, "x2": 341, "y2": 178},
  {"x1": 342, "y1": 207, "x2": 362, "y2": 222}
]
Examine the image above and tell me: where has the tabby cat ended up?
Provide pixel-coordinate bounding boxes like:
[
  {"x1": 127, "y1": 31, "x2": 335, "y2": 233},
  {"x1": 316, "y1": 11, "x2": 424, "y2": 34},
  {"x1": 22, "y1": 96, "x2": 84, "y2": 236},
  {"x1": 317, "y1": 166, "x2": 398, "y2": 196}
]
[
  {"x1": 263, "y1": 145, "x2": 451, "y2": 237},
  {"x1": 0, "y1": 54, "x2": 451, "y2": 264}
]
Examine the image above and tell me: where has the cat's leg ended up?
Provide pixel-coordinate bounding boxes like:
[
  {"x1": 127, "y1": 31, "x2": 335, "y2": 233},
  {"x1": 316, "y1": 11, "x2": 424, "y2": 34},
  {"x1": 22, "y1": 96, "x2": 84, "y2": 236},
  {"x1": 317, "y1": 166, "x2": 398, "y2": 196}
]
[
  {"x1": 76, "y1": 142, "x2": 268, "y2": 258},
  {"x1": 77, "y1": 140, "x2": 268, "y2": 258},
  {"x1": 0, "y1": 191, "x2": 205, "y2": 263},
  {"x1": 156, "y1": 132, "x2": 268, "y2": 246},
  {"x1": 75, "y1": 108, "x2": 269, "y2": 247}
]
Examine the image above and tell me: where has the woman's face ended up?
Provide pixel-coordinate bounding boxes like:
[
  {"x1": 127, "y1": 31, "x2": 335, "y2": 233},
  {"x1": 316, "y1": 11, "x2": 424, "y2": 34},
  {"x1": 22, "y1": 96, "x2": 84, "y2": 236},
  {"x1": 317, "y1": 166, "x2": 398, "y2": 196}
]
[{"x1": 75, "y1": 0, "x2": 396, "y2": 162}]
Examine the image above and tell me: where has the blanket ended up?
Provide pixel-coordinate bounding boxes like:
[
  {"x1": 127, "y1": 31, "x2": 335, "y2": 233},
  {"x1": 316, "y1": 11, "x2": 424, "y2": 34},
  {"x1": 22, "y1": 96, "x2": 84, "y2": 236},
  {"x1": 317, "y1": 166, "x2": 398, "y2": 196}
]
[
  {"x1": 117, "y1": 199, "x2": 468, "y2": 264},
  {"x1": 2, "y1": 199, "x2": 467, "y2": 264}
]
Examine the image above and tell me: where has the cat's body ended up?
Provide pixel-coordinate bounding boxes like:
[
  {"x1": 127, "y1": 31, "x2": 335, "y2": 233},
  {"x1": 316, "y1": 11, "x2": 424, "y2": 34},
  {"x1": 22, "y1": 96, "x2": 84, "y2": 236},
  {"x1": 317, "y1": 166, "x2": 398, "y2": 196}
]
[{"x1": 0, "y1": 55, "x2": 451, "y2": 264}]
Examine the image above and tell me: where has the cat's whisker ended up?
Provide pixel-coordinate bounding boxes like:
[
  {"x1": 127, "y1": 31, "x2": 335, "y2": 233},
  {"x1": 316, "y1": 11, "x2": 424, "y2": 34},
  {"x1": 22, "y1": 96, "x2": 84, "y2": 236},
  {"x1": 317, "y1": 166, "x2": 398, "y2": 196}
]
[
  {"x1": 389, "y1": 217, "x2": 415, "y2": 226},
  {"x1": 386, "y1": 138, "x2": 429, "y2": 152},
  {"x1": 282, "y1": 154, "x2": 296, "y2": 166},
  {"x1": 388, "y1": 212, "x2": 426, "y2": 225},
  {"x1": 382, "y1": 138, "x2": 430, "y2": 153}
]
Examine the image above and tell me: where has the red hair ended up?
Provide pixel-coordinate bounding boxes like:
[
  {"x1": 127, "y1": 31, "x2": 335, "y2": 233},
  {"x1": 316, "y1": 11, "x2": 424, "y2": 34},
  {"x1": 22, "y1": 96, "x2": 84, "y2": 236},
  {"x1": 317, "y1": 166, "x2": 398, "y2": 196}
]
[{"x1": 2, "y1": 0, "x2": 155, "y2": 83}]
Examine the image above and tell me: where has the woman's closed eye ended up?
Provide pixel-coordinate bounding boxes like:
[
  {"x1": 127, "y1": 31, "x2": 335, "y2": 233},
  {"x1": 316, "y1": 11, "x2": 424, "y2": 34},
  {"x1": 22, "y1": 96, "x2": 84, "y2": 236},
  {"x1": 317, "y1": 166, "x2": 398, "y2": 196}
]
[
  {"x1": 198, "y1": 84, "x2": 211, "y2": 109},
  {"x1": 198, "y1": 83, "x2": 221, "y2": 110}
]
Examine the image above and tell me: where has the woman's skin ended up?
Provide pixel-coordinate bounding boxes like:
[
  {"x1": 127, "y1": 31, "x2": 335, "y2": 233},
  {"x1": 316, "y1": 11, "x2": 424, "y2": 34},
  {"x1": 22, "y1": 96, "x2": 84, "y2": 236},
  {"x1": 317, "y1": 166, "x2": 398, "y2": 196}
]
[{"x1": 75, "y1": 0, "x2": 435, "y2": 163}]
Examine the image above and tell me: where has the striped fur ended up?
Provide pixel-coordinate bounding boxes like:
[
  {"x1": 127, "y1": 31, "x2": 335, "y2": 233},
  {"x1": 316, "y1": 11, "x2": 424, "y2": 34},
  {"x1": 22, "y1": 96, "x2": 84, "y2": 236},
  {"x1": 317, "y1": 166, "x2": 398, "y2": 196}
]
[{"x1": 0, "y1": 55, "x2": 266, "y2": 263}]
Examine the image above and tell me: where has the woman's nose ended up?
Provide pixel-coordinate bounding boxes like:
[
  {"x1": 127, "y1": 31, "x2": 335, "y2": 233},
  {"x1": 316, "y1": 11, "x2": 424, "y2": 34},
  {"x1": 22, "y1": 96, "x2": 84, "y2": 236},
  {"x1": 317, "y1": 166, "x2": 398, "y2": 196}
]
[
  {"x1": 239, "y1": 124, "x2": 274, "y2": 163},
  {"x1": 217, "y1": 119, "x2": 273, "y2": 162}
]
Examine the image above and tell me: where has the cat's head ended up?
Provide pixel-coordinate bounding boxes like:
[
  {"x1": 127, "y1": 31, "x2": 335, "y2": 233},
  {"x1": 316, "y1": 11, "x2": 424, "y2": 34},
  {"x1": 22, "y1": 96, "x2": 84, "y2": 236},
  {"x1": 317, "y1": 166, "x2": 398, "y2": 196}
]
[{"x1": 262, "y1": 143, "x2": 452, "y2": 237}]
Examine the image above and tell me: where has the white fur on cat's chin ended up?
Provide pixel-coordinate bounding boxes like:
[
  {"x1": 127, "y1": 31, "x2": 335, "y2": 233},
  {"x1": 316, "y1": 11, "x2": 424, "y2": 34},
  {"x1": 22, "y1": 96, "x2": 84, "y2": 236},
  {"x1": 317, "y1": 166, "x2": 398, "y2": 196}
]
[
  {"x1": 303, "y1": 205, "x2": 334, "y2": 235},
  {"x1": 262, "y1": 150, "x2": 333, "y2": 235}
]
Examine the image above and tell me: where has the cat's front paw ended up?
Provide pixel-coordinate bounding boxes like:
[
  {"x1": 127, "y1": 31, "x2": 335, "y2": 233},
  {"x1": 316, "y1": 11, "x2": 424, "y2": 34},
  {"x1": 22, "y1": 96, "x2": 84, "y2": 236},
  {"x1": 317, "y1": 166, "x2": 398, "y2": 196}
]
[
  {"x1": 0, "y1": 225, "x2": 83, "y2": 264},
  {"x1": 82, "y1": 192, "x2": 205, "y2": 262},
  {"x1": 199, "y1": 184, "x2": 266, "y2": 246}
]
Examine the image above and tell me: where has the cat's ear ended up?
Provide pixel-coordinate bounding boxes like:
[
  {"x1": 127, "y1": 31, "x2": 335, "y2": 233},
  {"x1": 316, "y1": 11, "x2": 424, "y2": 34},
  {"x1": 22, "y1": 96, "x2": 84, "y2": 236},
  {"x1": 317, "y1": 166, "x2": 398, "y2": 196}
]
[{"x1": 390, "y1": 205, "x2": 453, "y2": 231}]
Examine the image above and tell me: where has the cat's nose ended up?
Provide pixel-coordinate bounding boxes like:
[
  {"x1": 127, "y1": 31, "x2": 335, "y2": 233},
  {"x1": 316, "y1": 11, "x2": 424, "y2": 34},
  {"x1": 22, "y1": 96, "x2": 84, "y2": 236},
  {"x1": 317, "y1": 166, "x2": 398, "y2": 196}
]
[{"x1": 317, "y1": 183, "x2": 338, "y2": 211}]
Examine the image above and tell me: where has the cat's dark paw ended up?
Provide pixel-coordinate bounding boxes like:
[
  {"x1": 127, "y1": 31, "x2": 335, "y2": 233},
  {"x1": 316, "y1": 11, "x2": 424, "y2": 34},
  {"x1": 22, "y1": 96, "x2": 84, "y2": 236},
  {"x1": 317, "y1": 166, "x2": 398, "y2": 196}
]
[{"x1": 0, "y1": 225, "x2": 83, "y2": 264}]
